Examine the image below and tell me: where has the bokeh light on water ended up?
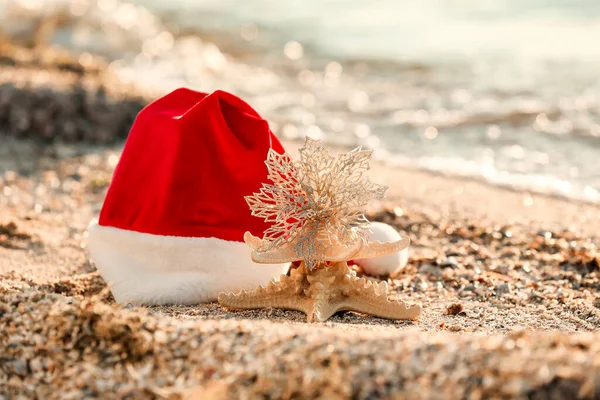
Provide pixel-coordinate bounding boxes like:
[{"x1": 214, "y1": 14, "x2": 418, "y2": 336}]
[{"x1": 1, "y1": 0, "x2": 599, "y2": 203}]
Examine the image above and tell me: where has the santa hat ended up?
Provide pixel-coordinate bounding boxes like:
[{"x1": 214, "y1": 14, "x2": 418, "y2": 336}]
[{"x1": 87, "y1": 88, "x2": 289, "y2": 305}]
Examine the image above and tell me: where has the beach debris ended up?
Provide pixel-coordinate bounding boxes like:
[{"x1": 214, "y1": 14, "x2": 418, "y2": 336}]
[
  {"x1": 41, "y1": 272, "x2": 110, "y2": 299},
  {"x1": 0, "y1": 221, "x2": 32, "y2": 249},
  {"x1": 446, "y1": 303, "x2": 464, "y2": 315},
  {"x1": 218, "y1": 137, "x2": 421, "y2": 322},
  {"x1": 0, "y1": 44, "x2": 146, "y2": 144},
  {"x1": 496, "y1": 283, "x2": 513, "y2": 296},
  {"x1": 0, "y1": 221, "x2": 30, "y2": 240}
]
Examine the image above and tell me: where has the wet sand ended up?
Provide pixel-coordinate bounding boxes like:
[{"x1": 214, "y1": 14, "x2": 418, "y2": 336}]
[{"x1": 1, "y1": 43, "x2": 600, "y2": 399}]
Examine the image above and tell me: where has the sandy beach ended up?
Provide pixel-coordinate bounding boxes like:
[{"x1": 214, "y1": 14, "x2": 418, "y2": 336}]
[{"x1": 1, "y1": 43, "x2": 600, "y2": 399}]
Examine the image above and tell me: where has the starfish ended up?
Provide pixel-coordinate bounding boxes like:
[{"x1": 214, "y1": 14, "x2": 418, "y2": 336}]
[{"x1": 218, "y1": 233, "x2": 421, "y2": 322}]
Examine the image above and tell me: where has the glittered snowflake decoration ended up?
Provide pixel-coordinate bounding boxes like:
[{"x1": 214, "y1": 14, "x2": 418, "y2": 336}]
[{"x1": 245, "y1": 137, "x2": 387, "y2": 269}]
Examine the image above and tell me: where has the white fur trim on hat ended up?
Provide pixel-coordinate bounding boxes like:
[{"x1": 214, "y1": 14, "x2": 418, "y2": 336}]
[
  {"x1": 354, "y1": 221, "x2": 409, "y2": 276},
  {"x1": 87, "y1": 221, "x2": 290, "y2": 305}
]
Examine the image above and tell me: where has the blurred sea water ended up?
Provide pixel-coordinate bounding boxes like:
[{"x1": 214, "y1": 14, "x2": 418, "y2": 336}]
[{"x1": 1, "y1": 0, "x2": 600, "y2": 204}]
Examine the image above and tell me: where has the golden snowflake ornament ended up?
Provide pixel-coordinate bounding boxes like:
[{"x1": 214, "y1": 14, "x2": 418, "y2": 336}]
[{"x1": 246, "y1": 137, "x2": 387, "y2": 269}]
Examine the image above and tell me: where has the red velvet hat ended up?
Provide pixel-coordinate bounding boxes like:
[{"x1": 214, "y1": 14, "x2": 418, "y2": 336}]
[{"x1": 88, "y1": 88, "x2": 290, "y2": 305}]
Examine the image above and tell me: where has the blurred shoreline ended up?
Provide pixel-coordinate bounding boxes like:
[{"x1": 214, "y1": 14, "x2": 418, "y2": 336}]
[{"x1": 2, "y1": 0, "x2": 600, "y2": 205}]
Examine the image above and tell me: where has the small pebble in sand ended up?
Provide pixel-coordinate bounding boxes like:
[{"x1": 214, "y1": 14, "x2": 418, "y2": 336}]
[{"x1": 446, "y1": 303, "x2": 464, "y2": 315}]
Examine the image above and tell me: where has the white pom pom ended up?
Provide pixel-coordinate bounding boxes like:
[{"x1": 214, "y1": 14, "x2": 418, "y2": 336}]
[{"x1": 353, "y1": 221, "x2": 409, "y2": 276}]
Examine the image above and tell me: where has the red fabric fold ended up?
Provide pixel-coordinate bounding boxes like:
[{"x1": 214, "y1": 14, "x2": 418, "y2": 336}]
[{"x1": 99, "y1": 88, "x2": 284, "y2": 241}]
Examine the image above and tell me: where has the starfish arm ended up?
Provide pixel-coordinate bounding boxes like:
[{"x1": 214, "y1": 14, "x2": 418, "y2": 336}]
[
  {"x1": 243, "y1": 231, "x2": 263, "y2": 250},
  {"x1": 338, "y1": 294, "x2": 421, "y2": 320},
  {"x1": 248, "y1": 238, "x2": 364, "y2": 264},
  {"x1": 219, "y1": 270, "x2": 313, "y2": 314},
  {"x1": 218, "y1": 290, "x2": 312, "y2": 315},
  {"x1": 352, "y1": 236, "x2": 410, "y2": 260},
  {"x1": 335, "y1": 275, "x2": 421, "y2": 320},
  {"x1": 250, "y1": 243, "x2": 299, "y2": 264},
  {"x1": 308, "y1": 301, "x2": 339, "y2": 323}
]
